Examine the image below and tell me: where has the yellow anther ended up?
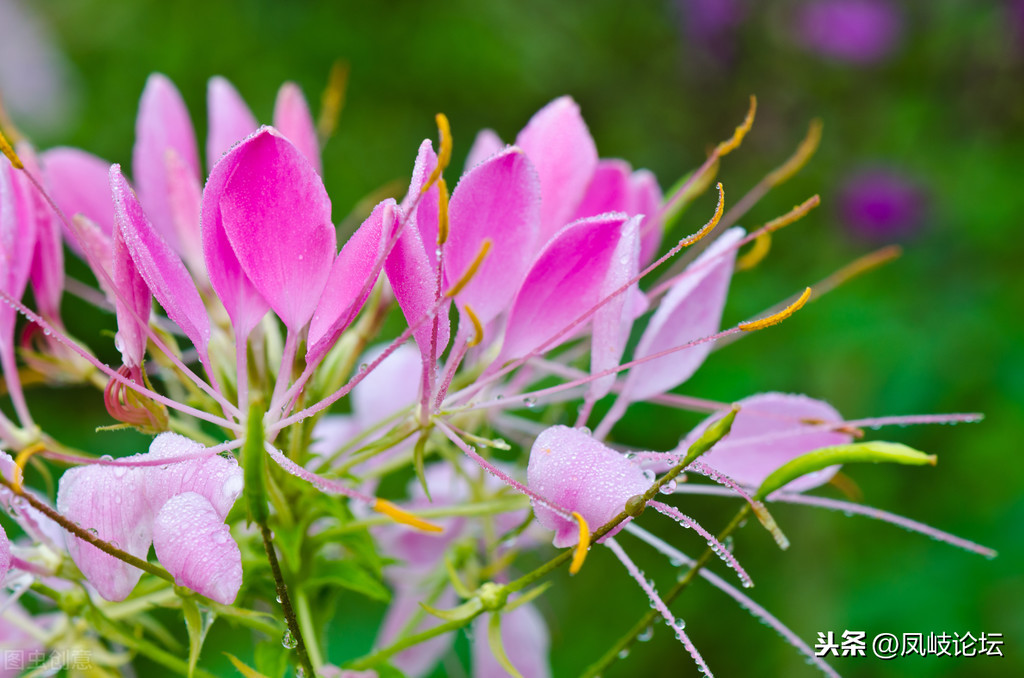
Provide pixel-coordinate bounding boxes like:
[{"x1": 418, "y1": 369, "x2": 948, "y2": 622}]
[
  {"x1": 736, "y1": 232, "x2": 771, "y2": 271},
  {"x1": 739, "y1": 287, "x2": 812, "y2": 332},
  {"x1": 714, "y1": 95, "x2": 757, "y2": 157},
  {"x1": 569, "y1": 511, "x2": 591, "y2": 575},
  {"x1": 766, "y1": 119, "x2": 823, "y2": 187},
  {"x1": 436, "y1": 177, "x2": 450, "y2": 245},
  {"x1": 679, "y1": 182, "x2": 725, "y2": 249},
  {"x1": 464, "y1": 304, "x2": 484, "y2": 347},
  {"x1": 0, "y1": 128, "x2": 23, "y2": 170},
  {"x1": 763, "y1": 195, "x2": 820, "y2": 234},
  {"x1": 11, "y1": 442, "x2": 45, "y2": 494},
  {"x1": 422, "y1": 113, "x2": 453, "y2": 193},
  {"x1": 445, "y1": 238, "x2": 492, "y2": 298},
  {"x1": 374, "y1": 498, "x2": 444, "y2": 533},
  {"x1": 317, "y1": 60, "x2": 350, "y2": 142}
]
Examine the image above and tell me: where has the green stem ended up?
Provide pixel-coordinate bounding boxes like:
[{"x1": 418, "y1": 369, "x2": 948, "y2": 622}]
[
  {"x1": 261, "y1": 523, "x2": 317, "y2": 678},
  {"x1": 294, "y1": 588, "x2": 325, "y2": 670},
  {"x1": 580, "y1": 504, "x2": 751, "y2": 678},
  {"x1": 346, "y1": 616, "x2": 478, "y2": 671}
]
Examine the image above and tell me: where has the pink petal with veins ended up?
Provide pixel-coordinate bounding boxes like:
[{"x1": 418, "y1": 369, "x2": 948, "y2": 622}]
[
  {"x1": 515, "y1": 96, "x2": 598, "y2": 245},
  {"x1": 153, "y1": 492, "x2": 242, "y2": 604},
  {"x1": 274, "y1": 82, "x2": 322, "y2": 175},
  {"x1": 216, "y1": 128, "x2": 336, "y2": 333},
  {"x1": 464, "y1": 128, "x2": 504, "y2": 171},
  {"x1": 473, "y1": 602, "x2": 551, "y2": 678},
  {"x1": 206, "y1": 76, "x2": 258, "y2": 167},
  {"x1": 41, "y1": 147, "x2": 116, "y2": 240},
  {"x1": 572, "y1": 159, "x2": 632, "y2": 222},
  {"x1": 111, "y1": 223, "x2": 151, "y2": 368},
  {"x1": 589, "y1": 215, "x2": 641, "y2": 400},
  {"x1": 133, "y1": 73, "x2": 200, "y2": 253}
]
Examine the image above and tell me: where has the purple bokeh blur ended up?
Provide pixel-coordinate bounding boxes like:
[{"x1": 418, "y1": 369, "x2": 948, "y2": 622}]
[
  {"x1": 793, "y1": 0, "x2": 903, "y2": 64},
  {"x1": 838, "y1": 168, "x2": 928, "y2": 241}
]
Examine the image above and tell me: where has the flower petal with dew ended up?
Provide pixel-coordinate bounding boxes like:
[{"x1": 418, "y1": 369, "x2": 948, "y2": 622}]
[
  {"x1": 215, "y1": 127, "x2": 336, "y2": 333},
  {"x1": 515, "y1": 96, "x2": 598, "y2": 245},
  {"x1": 133, "y1": 73, "x2": 200, "y2": 254},
  {"x1": 681, "y1": 392, "x2": 852, "y2": 492},
  {"x1": 307, "y1": 199, "x2": 398, "y2": 365},
  {"x1": 111, "y1": 164, "x2": 212, "y2": 370},
  {"x1": 0, "y1": 523, "x2": 9, "y2": 576},
  {"x1": 153, "y1": 491, "x2": 243, "y2": 604},
  {"x1": 40, "y1": 147, "x2": 115, "y2": 239},
  {"x1": 632, "y1": 168, "x2": 664, "y2": 266},
  {"x1": 497, "y1": 212, "x2": 629, "y2": 365},
  {"x1": 527, "y1": 425, "x2": 648, "y2": 547},
  {"x1": 464, "y1": 128, "x2": 504, "y2": 171},
  {"x1": 274, "y1": 82, "x2": 322, "y2": 175},
  {"x1": 110, "y1": 214, "x2": 151, "y2": 369},
  {"x1": 20, "y1": 144, "x2": 63, "y2": 323},
  {"x1": 445, "y1": 146, "x2": 540, "y2": 327},
  {"x1": 206, "y1": 76, "x2": 258, "y2": 167}
]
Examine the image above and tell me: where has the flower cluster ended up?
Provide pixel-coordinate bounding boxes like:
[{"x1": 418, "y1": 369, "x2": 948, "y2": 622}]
[{"x1": 0, "y1": 72, "x2": 993, "y2": 677}]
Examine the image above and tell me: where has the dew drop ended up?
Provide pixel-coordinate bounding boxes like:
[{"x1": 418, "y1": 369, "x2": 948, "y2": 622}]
[
  {"x1": 638, "y1": 625, "x2": 654, "y2": 642},
  {"x1": 624, "y1": 452, "x2": 636, "y2": 460},
  {"x1": 659, "y1": 479, "x2": 677, "y2": 494},
  {"x1": 359, "y1": 363, "x2": 369, "y2": 372},
  {"x1": 100, "y1": 455, "x2": 114, "y2": 462},
  {"x1": 642, "y1": 469, "x2": 656, "y2": 484},
  {"x1": 617, "y1": 648, "x2": 630, "y2": 659},
  {"x1": 276, "y1": 594, "x2": 283, "y2": 604},
  {"x1": 578, "y1": 426, "x2": 592, "y2": 436},
  {"x1": 523, "y1": 397, "x2": 537, "y2": 408},
  {"x1": 298, "y1": 254, "x2": 304, "y2": 261},
  {"x1": 282, "y1": 629, "x2": 297, "y2": 649},
  {"x1": 88, "y1": 528, "x2": 99, "y2": 536}
]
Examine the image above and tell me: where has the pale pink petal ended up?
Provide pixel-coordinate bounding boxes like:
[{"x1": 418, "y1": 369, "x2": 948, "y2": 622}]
[
  {"x1": 621, "y1": 227, "x2": 744, "y2": 402},
  {"x1": 201, "y1": 133, "x2": 270, "y2": 341},
  {"x1": 0, "y1": 164, "x2": 35, "y2": 355},
  {"x1": 464, "y1": 128, "x2": 504, "y2": 171},
  {"x1": 111, "y1": 223, "x2": 151, "y2": 368},
  {"x1": 446, "y1": 147, "x2": 540, "y2": 325},
  {"x1": 133, "y1": 73, "x2": 200, "y2": 253},
  {"x1": 527, "y1": 425, "x2": 648, "y2": 547},
  {"x1": 572, "y1": 159, "x2": 632, "y2": 222},
  {"x1": 401, "y1": 140, "x2": 441, "y2": 270},
  {"x1": 377, "y1": 581, "x2": 457, "y2": 677},
  {"x1": 111, "y1": 165, "x2": 211, "y2": 367},
  {"x1": 309, "y1": 414, "x2": 361, "y2": 459},
  {"x1": 352, "y1": 343, "x2": 423, "y2": 430},
  {"x1": 40, "y1": 146, "x2": 116, "y2": 239},
  {"x1": 0, "y1": 523, "x2": 9, "y2": 576},
  {"x1": 498, "y1": 213, "x2": 627, "y2": 363},
  {"x1": 74, "y1": 215, "x2": 115, "y2": 301},
  {"x1": 687, "y1": 393, "x2": 851, "y2": 492},
  {"x1": 472, "y1": 603, "x2": 551, "y2": 678},
  {"x1": 142, "y1": 432, "x2": 244, "y2": 519},
  {"x1": 307, "y1": 200, "x2": 397, "y2": 363},
  {"x1": 385, "y1": 206, "x2": 450, "y2": 366},
  {"x1": 632, "y1": 169, "x2": 664, "y2": 265},
  {"x1": 164, "y1": 148, "x2": 205, "y2": 279},
  {"x1": 206, "y1": 76, "x2": 258, "y2": 167},
  {"x1": 56, "y1": 463, "x2": 150, "y2": 601},
  {"x1": 273, "y1": 81, "x2": 322, "y2": 175},
  {"x1": 589, "y1": 215, "x2": 641, "y2": 400},
  {"x1": 515, "y1": 96, "x2": 598, "y2": 245},
  {"x1": 216, "y1": 128, "x2": 336, "y2": 332},
  {"x1": 153, "y1": 492, "x2": 242, "y2": 604}
]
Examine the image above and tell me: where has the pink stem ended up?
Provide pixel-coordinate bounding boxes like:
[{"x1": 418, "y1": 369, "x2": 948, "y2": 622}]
[
  {"x1": 0, "y1": 341, "x2": 33, "y2": 429},
  {"x1": 647, "y1": 500, "x2": 753, "y2": 588},
  {"x1": 269, "y1": 329, "x2": 298, "y2": 418},
  {"x1": 39, "y1": 439, "x2": 243, "y2": 467},
  {"x1": 435, "y1": 333, "x2": 469, "y2": 411},
  {"x1": 263, "y1": 441, "x2": 376, "y2": 505},
  {"x1": 604, "y1": 537, "x2": 714, "y2": 677}
]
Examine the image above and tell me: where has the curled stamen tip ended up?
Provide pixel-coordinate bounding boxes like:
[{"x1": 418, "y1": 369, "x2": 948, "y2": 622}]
[
  {"x1": 739, "y1": 287, "x2": 812, "y2": 332},
  {"x1": 464, "y1": 304, "x2": 484, "y2": 347},
  {"x1": 0, "y1": 128, "x2": 24, "y2": 169},
  {"x1": 373, "y1": 498, "x2": 444, "y2": 533},
  {"x1": 12, "y1": 443, "x2": 46, "y2": 494},
  {"x1": 715, "y1": 95, "x2": 757, "y2": 156},
  {"x1": 736, "y1": 232, "x2": 771, "y2": 271},
  {"x1": 422, "y1": 112, "x2": 453, "y2": 193},
  {"x1": 569, "y1": 511, "x2": 591, "y2": 575}
]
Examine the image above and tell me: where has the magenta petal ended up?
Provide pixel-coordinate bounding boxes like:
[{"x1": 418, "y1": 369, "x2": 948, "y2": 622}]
[
  {"x1": 273, "y1": 82, "x2": 322, "y2": 175},
  {"x1": 111, "y1": 166, "x2": 211, "y2": 366},
  {"x1": 133, "y1": 74, "x2": 200, "y2": 254},
  {"x1": 464, "y1": 128, "x2": 504, "y2": 171},
  {"x1": 112, "y1": 224, "x2": 151, "y2": 368},
  {"x1": 446, "y1": 147, "x2": 540, "y2": 325},
  {"x1": 201, "y1": 136, "x2": 270, "y2": 341},
  {"x1": 153, "y1": 492, "x2": 242, "y2": 604},
  {"x1": 589, "y1": 215, "x2": 641, "y2": 400},
  {"x1": 385, "y1": 206, "x2": 451, "y2": 365},
  {"x1": 216, "y1": 128, "x2": 336, "y2": 332},
  {"x1": 498, "y1": 213, "x2": 627, "y2": 363},
  {"x1": 401, "y1": 140, "x2": 441, "y2": 270},
  {"x1": 622, "y1": 227, "x2": 743, "y2": 402},
  {"x1": 0, "y1": 523, "x2": 9, "y2": 576},
  {"x1": 632, "y1": 169, "x2": 664, "y2": 265},
  {"x1": 18, "y1": 145, "x2": 63, "y2": 321},
  {"x1": 164, "y1": 148, "x2": 205, "y2": 278},
  {"x1": 41, "y1": 147, "x2": 116, "y2": 239},
  {"x1": 206, "y1": 76, "x2": 258, "y2": 167},
  {"x1": 688, "y1": 393, "x2": 852, "y2": 491},
  {"x1": 307, "y1": 199, "x2": 397, "y2": 363},
  {"x1": 572, "y1": 159, "x2": 632, "y2": 222},
  {"x1": 528, "y1": 425, "x2": 648, "y2": 547},
  {"x1": 0, "y1": 164, "x2": 36, "y2": 348},
  {"x1": 56, "y1": 463, "x2": 150, "y2": 601},
  {"x1": 515, "y1": 96, "x2": 598, "y2": 245},
  {"x1": 473, "y1": 603, "x2": 551, "y2": 678},
  {"x1": 75, "y1": 216, "x2": 115, "y2": 301}
]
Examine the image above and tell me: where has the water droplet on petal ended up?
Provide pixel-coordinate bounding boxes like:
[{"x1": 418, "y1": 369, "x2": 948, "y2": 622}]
[{"x1": 523, "y1": 397, "x2": 537, "y2": 408}]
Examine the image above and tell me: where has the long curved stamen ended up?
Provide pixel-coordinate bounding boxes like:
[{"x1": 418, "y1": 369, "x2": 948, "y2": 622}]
[
  {"x1": 739, "y1": 287, "x2": 811, "y2": 331},
  {"x1": 647, "y1": 500, "x2": 753, "y2": 587}
]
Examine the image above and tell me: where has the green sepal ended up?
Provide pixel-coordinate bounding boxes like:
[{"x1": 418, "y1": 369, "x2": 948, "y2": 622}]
[
  {"x1": 181, "y1": 595, "x2": 205, "y2": 678},
  {"x1": 242, "y1": 400, "x2": 268, "y2": 524},
  {"x1": 487, "y1": 612, "x2": 523, "y2": 678},
  {"x1": 754, "y1": 442, "x2": 937, "y2": 501},
  {"x1": 413, "y1": 430, "x2": 432, "y2": 502},
  {"x1": 419, "y1": 596, "x2": 484, "y2": 621},
  {"x1": 503, "y1": 581, "x2": 552, "y2": 614},
  {"x1": 305, "y1": 559, "x2": 391, "y2": 603},
  {"x1": 679, "y1": 407, "x2": 738, "y2": 468}
]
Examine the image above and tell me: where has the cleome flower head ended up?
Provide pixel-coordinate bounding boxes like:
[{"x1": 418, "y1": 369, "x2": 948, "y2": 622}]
[{"x1": 0, "y1": 70, "x2": 994, "y2": 678}]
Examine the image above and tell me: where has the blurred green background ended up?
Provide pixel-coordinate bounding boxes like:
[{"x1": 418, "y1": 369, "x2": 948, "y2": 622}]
[{"x1": 4, "y1": 0, "x2": 1022, "y2": 676}]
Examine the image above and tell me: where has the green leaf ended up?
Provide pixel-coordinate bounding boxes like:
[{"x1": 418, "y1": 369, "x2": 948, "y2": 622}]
[
  {"x1": 487, "y1": 613, "x2": 523, "y2": 678},
  {"x1": 181, "y1": 596, "x2": 205, "y2": 678},
  {"x1": 306, "y1": 559, "x2": 391, "y2": 602},
  {"x1": 754, "y1": 442, "x2": 937, "y2": 501},
  {"x1": 413, "y1": 431, "x2": 432, "y2": 502},
  {"x1": 253, "y1": 642, "x2": 289, "y2": 678}
]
